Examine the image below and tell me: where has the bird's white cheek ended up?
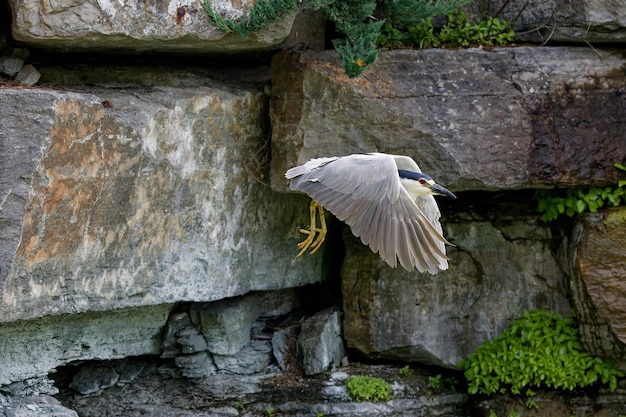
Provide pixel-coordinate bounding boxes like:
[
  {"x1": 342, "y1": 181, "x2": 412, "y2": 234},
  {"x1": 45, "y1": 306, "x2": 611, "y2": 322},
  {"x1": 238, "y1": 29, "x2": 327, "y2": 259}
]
[{"x1": 399, "y1": 178, "x2": 432, "y2": 199}]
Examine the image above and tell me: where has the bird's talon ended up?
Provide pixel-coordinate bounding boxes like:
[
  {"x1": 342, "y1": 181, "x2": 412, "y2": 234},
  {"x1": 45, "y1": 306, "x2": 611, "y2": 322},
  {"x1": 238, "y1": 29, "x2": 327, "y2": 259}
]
[{"x1": 294, "y1": 200, "x2": 327, "y2": 258}]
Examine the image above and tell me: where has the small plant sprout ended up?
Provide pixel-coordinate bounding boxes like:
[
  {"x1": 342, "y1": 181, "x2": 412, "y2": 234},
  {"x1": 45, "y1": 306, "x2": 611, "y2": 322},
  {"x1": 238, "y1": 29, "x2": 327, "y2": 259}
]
[
  {"x1": 234, "y1": 401, "x2": 245, "y2": 413},
  {"x1": 429, "y1": 374, "x2": 442, "y2": 390}
]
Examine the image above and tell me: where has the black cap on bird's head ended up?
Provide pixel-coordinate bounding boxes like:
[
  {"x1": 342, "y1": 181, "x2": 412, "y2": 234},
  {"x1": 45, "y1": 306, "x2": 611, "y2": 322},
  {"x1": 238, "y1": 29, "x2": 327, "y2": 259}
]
[{"x1": 398, "y1": 170, "x2": 457, "y2": 199}]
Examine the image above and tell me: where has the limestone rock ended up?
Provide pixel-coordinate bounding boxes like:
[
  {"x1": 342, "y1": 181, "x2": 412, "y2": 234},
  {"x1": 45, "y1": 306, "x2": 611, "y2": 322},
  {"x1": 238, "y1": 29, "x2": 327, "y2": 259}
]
[
  {"x1": 116, "y1": 359, "x2": 151, "y2": 385},
  {"x1": 161, "y1": 313, "x2": 194, "y2": 358},
  {"x1": 176, "y1": 327, "x2": 209, "y2": 354},
  {"x1": 212, "y1": 340, "x2": 273, "y2": 374},
  {"x1": 258, "y1": 288, "x2": 300, "y2": 318},
  {"x1": 0, "y1": 55, "x2": 24, "y2": 76},
  {"x1": 0, "y1": 394, "x2": 78, "y2": 417},
  {"x1": 9, "y1": 0, "x2": 301, "y2": 53},
  {"x1": 272, "y1": 325, "x2": 300, "y2": 372},
  {"x1": 563, "y1": 208, "x2": 626, "y2": 361},
  {"x1": 470, "y1": 0, "x2": 626, "y2": 44},
  {"x1": 270, "y1": 47, "x2": 626, "y2": 193},
  {"x1": 0, "y1": 82, "x2": 323, "y2": 324},
  {"x1": 0, "y1": 376, "x2": 59, "y2": 397},
  {"x1": 342, "y1": 197, "x2": 571, "y2": 368},
  {"x1": 297, "y1": 308, "x2": 346, "y2": 375},
  {"x1": 191, "y1": 294, "x2": 261, "y2": 356},
  {"x1": 69, "y1": 365, "x2": 120, "y2": 396},
  {"x1": 0, "y1": 303, "x2": 169, "y2": 386},
  {"x1": 15, "y1": 64, "x2": 40, "y2": 86},
  {"x1": 175, "y1": 351, "x2": 217, "y2": 379}
]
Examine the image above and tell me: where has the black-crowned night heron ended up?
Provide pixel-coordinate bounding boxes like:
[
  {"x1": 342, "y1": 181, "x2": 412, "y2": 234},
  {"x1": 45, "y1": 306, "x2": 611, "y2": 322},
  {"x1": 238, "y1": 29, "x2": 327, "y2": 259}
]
[{"x1": 285, "y1": 152, "x2": 456, "y2": 274}]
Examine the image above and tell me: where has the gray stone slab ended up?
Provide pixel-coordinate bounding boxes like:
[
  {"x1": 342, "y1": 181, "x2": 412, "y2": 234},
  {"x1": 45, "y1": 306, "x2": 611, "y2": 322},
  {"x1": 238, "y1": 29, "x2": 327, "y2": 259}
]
[
  {"x1": 9, "y1": 0, "x2": 298, "y2": 53},
  {"x1": 270, "y1": 47, "x2": 626, "y2": 193},
  {"x1": 0, "y1": 303, "x2": 170, "y2": 385},
  {"x1": 0, "y1": 84, "x2": 323, "y2": 323}
]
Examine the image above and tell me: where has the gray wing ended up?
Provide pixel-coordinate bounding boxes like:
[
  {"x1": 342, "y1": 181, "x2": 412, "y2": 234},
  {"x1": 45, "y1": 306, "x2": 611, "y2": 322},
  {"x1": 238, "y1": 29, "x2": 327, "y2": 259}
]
[{"x1": 286, "y1": 153, "x2": 449, "y2": 273}]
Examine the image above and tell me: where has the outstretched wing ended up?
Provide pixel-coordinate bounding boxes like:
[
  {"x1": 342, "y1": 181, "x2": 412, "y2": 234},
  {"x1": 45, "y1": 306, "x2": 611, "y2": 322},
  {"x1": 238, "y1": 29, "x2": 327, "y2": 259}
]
[{"x1": 286, "y1": 153, "x2": 449, "y2": 273}]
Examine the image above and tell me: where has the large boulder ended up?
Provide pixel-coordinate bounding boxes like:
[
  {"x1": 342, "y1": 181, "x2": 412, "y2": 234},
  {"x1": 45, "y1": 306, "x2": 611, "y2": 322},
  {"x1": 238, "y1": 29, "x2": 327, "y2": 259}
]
[
  {"x1": 8, "y1": 0, "x2": 317, "y2": 53},
  {"x1": 563, "y1": 207, "x2": 626, "y2": 363},
  {"x1": 270, "y1": 47, "x2": 626, "y2": 192},
  {"x1": 341, "y1": 195, "x2": 571, "y2": 367},
  {"x1": 297, "y1": 308, "x2": 346, "y2": 375},
  {"x1": 0, "y1": 81, "x2": 323, "y2": 324}
]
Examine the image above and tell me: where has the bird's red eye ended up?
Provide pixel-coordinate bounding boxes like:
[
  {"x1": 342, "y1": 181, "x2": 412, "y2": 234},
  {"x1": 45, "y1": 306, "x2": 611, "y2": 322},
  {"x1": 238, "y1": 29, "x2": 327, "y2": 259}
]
[{"x1": 419, "y1": 179, "x2": 426, "y2": 184}]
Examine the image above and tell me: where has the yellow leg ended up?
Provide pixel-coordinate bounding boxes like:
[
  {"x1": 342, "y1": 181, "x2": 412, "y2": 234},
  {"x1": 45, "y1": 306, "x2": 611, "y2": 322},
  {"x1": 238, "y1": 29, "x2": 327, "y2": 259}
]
[{"x1": 296, "y1": 200, "x2": 327, "y2": 258}]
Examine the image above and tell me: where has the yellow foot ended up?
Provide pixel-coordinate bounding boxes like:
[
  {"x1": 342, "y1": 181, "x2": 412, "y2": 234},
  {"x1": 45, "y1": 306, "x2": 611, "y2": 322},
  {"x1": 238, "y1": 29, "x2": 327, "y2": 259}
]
[{"x1": 296, "y1": 200, "x2": 327, "y2": 258}]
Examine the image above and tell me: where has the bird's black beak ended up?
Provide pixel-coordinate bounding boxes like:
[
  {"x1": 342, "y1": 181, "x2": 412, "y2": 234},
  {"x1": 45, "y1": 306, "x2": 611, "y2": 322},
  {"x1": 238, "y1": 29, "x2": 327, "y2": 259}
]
[{"x1": 431, "y1": 183, "x2": 456, "y2": 199}]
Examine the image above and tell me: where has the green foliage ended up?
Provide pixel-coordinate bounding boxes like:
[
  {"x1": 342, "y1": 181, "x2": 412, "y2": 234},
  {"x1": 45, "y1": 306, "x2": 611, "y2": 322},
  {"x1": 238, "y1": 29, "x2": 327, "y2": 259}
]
[
  {"x1": 399, "y1": 365, "x2": 412, "y2": 378},
  {"x1": 234, "y1": 401, "x2": 245, "y2": 413},
  {"x1": 429, "y1": 373, "x2": 442, "y2": 390},
  {"x1": 380, "y1": 0, "x2": 467, "y2": 29},
  {"x1": 525, "y1": 397, "x2": 538, "y2": 409},
  {"x1": 346, "y1": 375, "x2": 392, "y2": 402},
  {"x1": 458, "y1": 310, "x2": 624, "y2": 395},
  {"x1": 378, "y1": 10, "x2": 515, "y2": 50},
  {"x1": 534, "y1": 164, "x2": 626, "y2": 222},
  {"x1": 202, "y1": 0, "x2": 466, "y2": 77},
  {"x1": 331, "y1": 18, "x2": 384, "y2": 78}
]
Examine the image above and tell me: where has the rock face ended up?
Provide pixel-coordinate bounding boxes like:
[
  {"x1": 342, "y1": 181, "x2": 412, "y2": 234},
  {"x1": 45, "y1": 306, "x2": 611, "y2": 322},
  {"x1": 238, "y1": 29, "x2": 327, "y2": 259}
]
[
  {"x1": 270, "y1": 47, "x2": 626, "y2": 192},
  {"x1": 2, "y1": 0, "x2": 626, "y2": 413},
  {"x1": 0, "y1": 83, "x2": 323, "y2": 324},
  {"x1": 342, "y1": 195, "x2": 571, "y2": 367},
  {"x1": 9, "y1": 0, "x2": 301, "y2": 52},
  {"x1": 0, "y1": 304, "x2": 170, "y2": 385},
  {"x1": 0, "y1": 76, "x2": 327, "y2": 387},
  {"x1": 563, "y1": 207, "x2": 626, "y2": 362},
  {"x1": 269, "y1": 47, "x2": 626, "y2": 367}
]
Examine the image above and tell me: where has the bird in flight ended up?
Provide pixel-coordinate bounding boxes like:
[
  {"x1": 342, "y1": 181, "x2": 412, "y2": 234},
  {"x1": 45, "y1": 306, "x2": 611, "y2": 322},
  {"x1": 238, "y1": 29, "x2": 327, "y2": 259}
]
[{"x1": 285, "y1": 153, "x2": 456, "y2": 274}]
